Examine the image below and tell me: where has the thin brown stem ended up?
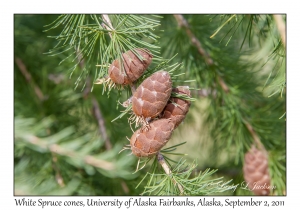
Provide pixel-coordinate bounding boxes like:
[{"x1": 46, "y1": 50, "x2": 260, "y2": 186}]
[
  {"x1": 77, "y1": 46, "x2": 112, "y2": 150},
  {"x1": 15, "y1": 57, "x2": 45, "y2": 101},
  {"x1": 217, "y1": 76, "x2": 230, "y2": 93},
  {"x1": 173, "y1": 14, "x2": 229, "y2": 93},
  {"x1": 80, "y1": 71, "x2": 112, "y2": 150},
  {"x1": 157, "y1": 152, "x2": 185, "y2": 195},
  {"x1": 273, "y1": 15, "x2": 286, "y2": 47},
  {"x1": 92, "y1": 96, "x2": 112, "y2": 150},
  {"x1": 174, "y1": 14, "x2": 213, "y2": 66},
  {"x1": 77, "y1": 32, "x2": 130, "y2": 193},
  {"x1": 244, "y1": 120, "x2": 266, "y2": 152}
]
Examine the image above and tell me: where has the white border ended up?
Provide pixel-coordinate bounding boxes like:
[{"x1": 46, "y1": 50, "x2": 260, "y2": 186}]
[{"x1": 2, "y1": 0, "x2": 297, "y2": 209}]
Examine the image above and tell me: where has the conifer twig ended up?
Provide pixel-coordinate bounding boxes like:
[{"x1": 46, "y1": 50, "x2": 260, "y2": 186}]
[
  {"x1": 102, "y1": 14, "x2": 138, "y2": 95},
  {"x1": 174, "y1": 15, "x2": 213, "y2": 66},
  {"x1": 92, "y1": 94, "x2": 129, "y2": 192},
  {"x1": 173, "y1": 14, "x2": 229, "y2": 93},
  {"x1": 80, "y1": 68, "x2": 112, "y2": 150},
  {"x1": 92, "y1": 96, "x2": 112, "y2": 150},
  {"x1": 102, "y1": 14, "x2": 184, "y2": 194},
  {"x1": 273, "y1": 15, "x2": 286, "y2": 47},
  {"x1": 244, "y1": 121, "x2": 266, "y2": 152},
  {"x1": 76, "y1": 45, "x2": 112, "y2": 151},
  {"x1": 157, "y1": 152, "x2": 185, "y2": 195},
  {"x1": 78, "y1": 41, "x2": 129, "y2": 193},
  {"x1": 174, "y1": 14, "x2": 265, "y2": 151},
  {"x1": 15, "y1": 57, "x2": 45, "y2": 101}
]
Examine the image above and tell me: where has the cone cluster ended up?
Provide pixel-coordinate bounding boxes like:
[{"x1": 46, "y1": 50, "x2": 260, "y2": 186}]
[
  {"x1": 243, "y1": 145, "x2": 271, "y2": 195},
  {"x1": 130, "y1": 84, "x2": 191, "y2": 157},
  {"x1": 107, "y1": 48, "x2": 191, "y2": 157}
]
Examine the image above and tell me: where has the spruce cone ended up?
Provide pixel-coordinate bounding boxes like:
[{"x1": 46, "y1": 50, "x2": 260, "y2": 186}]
[
  {"x1": 243, "y1": 146, "x2": 271, "y2": 195},
  {"x1": 108, "y1": 48, "x2": 152, "y2": 85},
  {"x1": 130, "y1": 119, "x2": 174, "y2": 157},
  {"x1": 162, "y1": 86, "x2": 191, "y2": 129},
  {"x1": 132, "y1": 71, "x2": 172, "y2": 120}
]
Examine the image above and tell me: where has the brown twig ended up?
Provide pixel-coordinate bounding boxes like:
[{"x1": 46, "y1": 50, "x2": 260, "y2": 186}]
[
  {"x1": 244, "y1": 121, "x2": 266, "y2": 152},
  {"x1": 82, "y1": 78, "x2": 113, "y2": 151},
  {"x1": 77, "y1": 46, "x2": 112, "y2": 151},
  {"x1": 217, "y1": 76, "x2": 230, "y2": 93},
  {"x1": 174, "y1": 15, "x2": 213, "y2": 66},
  {"x1": 91, "y1": 96, "x2": 112, "y2": 150},
  {"x1": 273, "y1": 14, "x2": 286, "y2": 47},
  {"x1": 157, "y1": 152, "x2": 185, "y2": 195},
  {"x1": 173, "y1": 14, "x2": 229, "y2": 93},
  {"x1": 15, "y1": 57, "x2": 45, "y2": 101}
]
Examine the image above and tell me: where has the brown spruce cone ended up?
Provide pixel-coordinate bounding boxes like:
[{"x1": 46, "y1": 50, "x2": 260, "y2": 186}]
[
  {"x1": 108, "y1": 48, "x2": 152, "y2": 85},
  {"x1": 162, "y1": 86, "x2": 191, "y2": 129},
  {"x1": 243, "y1": 145, "x2": 271, "y2": 195},
  {"x1": 132, "y1": 71, "x2": 172, "y2": 120},
  {"x1": 130, "y1": 118, "x2": 175, "y2": 157}
]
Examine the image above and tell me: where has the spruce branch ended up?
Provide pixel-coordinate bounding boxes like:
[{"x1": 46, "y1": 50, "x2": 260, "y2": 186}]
[
  {"x1": 174, "y1": 14, "x2": 213, "y2": 66},
  {"x1": 139, "y1": 157, "x2": 237, "y2": 195},
  {"x1": 173, "y1": 14, "x2": 229, "y2": 93},
  {"x1": 101, "y1": 14, "x2": 138, "y2": 94},
  {"x1": 80, "y1": 54, "x2": 129, "y2": 193},
  {"x1": 157, "y1": 152, "x2": 185, "y2": 195},
  {"x1": 273, "y1": 15, "x2": 286, "y2": 47},
  {"x1": 174, "y1": 14, "x2": 267, "y2": 154},
  {"x1": 73, "y1": 17, "x2": 177, "y2": 189},
  {"x1": 15, "y1": 57, "x2": 46, "y2": 101},
  {"x1": 77, "y1": 45, "x2": 112, "y2": 151}
]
